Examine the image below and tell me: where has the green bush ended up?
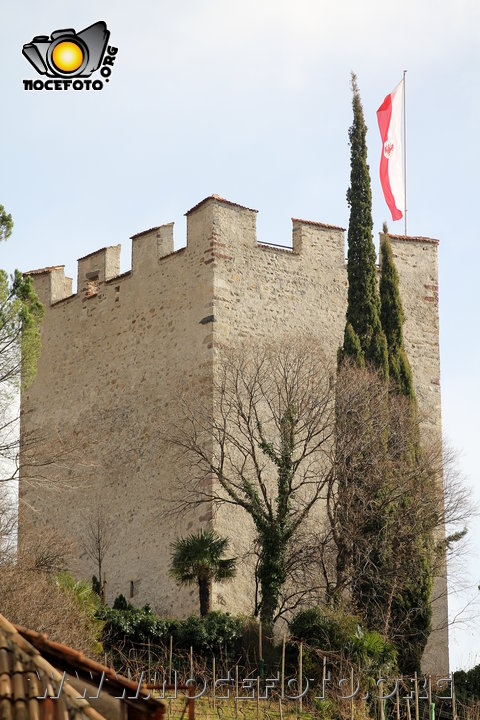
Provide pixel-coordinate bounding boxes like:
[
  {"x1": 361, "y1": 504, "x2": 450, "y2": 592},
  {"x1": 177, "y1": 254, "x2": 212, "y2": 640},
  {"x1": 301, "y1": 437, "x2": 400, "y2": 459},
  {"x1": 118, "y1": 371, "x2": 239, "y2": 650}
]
[
  {"x1": 204, "y1": 611, "x2": 245, "y2": 650},
  {"x1": 289, "y1": 606, "x2": 397, "y2": 678},
  {"x1": 454, "y1": 664, "x2": 480, "y2": 707},
  {"x1": 99, "y1": 602, "x2": 245, "y2": 655},
  {"x1": 112, "y1": 593, "x2": 129, "y2": 610},
  {"x1": 100, "y1": 602, "x2": 175, "y2": 648}
]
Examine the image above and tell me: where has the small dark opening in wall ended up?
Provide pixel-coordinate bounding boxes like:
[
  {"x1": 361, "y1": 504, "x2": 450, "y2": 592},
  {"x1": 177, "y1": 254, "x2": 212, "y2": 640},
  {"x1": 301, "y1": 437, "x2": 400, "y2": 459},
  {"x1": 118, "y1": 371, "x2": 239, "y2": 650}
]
[{"x1": 130, "y1": 580, "x2": 134, "y2": 598}]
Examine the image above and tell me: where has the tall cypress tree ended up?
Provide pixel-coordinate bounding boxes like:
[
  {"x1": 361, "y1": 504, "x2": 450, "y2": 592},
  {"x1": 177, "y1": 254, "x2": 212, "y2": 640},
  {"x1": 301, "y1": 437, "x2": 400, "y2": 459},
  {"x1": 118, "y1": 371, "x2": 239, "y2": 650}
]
[
  {"x1": 339, "y1": 74, "x2": 388, "y2": 622},
  {"x1": 338, "y1": 78, "x2": 434, "y2": 673},
  {"x1": 341, "y1": 73, "x2": 388, "y2": 378},
  {"x1": 379, "y1": 227, "x2": 434, "y2": 674},
  {"x1": 379, "y1": 232, "x2": 415, "y2": 400}
]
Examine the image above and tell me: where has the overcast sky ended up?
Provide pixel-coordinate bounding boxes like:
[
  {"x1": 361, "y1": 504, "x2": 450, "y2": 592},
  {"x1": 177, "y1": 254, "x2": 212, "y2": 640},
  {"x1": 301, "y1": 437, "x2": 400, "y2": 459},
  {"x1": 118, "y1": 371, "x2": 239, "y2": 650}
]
[{"x1": 1, "y1": 0, "x2": 479, "y2": 671}]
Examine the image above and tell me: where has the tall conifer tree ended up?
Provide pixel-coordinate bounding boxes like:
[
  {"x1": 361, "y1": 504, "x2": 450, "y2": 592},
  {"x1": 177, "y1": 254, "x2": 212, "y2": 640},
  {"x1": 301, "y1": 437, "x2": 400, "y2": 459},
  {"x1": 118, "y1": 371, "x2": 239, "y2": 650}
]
[
  {"x1": 341, "y1": 73, "x2": 388, "y2": 378},
  {"x1": 379, "y1": 232, "x2": 415, "y2": 400},
  {"x1": 337, "y1": 80, "x2": 434, "y2": 673},
  {"x1": 378, "y1": 227, "x2": 434, "y2": 673}
]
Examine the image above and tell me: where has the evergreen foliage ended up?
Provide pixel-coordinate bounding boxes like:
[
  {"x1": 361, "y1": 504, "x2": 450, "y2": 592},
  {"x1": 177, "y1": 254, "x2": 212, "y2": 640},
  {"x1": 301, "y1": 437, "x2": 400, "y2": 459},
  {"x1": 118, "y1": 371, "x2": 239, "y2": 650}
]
[
  {"x1": 169, "y1": 529, "x2": 236, "y2": 617},
  {"x1": 0, "y1": 205, "x2": 13, "y2": 243},
  {"x1": 255, "y1": 402, "x2": 298, "y2": 626},
  {"x1": 99, "y1": 600, "x2": 402, "y2": 685},
  {"x1": 378, "y1": 231, "x2": 434, "y2": 672},
  {"x1": 100, "y1": 602, "x2": 245, "y2": 655},
  {"x1": 390, "y1": 544, "x2": 434, "y2": 673},
  {"x1": 55, "y1": 571, "x2": 104, "y2": 655},
  {"x1": 289, "y1": 606, "x2": 397, "y2": 678},
  {"x1": 454, "y1": 663, "x2": 480, "y2": 707},
  {"x1": 0, "y1": 269, "x2": 44, "y2": 392},
  {"x1": 0, "y1": 204, "x2": 43, "y2": 393},
  {"x1": 379, "y1": 234, "x2": 415, "y2": 399},
  {"x1": 112, "y1": 593, "x2": 129, "y2": 610},
  {"x1": 342, "y1": 73, "x2": 388, "y2": 377},
  {"x1": 349, "y1": 471, "x2": 435, "y2": 674},
  {"x1": 339, "y1": 322, "x2": 364, "y2": 368},
  {"x1": 0, "y1": 203, "x2": 44, "y2": 496}
]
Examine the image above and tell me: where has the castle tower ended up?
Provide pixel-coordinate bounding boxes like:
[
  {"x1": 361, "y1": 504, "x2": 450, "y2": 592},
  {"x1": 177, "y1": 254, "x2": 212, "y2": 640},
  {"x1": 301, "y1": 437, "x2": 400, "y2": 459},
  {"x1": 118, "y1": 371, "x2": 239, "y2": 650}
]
[{"x1": 20, "y1": 195, "x2": 447, "y2": 672}]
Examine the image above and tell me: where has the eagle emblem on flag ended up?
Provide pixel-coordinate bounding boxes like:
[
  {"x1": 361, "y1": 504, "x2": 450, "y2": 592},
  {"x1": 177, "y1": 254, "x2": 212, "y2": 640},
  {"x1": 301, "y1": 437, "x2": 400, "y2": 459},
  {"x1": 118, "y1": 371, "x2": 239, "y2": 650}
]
[{"x1": 383, "y1": 140, "x2": 394, "y2": 159}]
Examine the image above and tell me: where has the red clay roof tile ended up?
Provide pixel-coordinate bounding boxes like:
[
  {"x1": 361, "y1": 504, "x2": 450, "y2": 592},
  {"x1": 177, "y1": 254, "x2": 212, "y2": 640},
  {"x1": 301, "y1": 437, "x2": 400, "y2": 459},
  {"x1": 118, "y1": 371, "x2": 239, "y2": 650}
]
[
  {"x1": 1, "y1": 613, "x2": 167, "y2": 719},
  {"x1": 15, "y1": 625, "x2": 164, "y2": 717},
  {"x1": 0, "y1": 613, "x2": 106, "y2": 720}
]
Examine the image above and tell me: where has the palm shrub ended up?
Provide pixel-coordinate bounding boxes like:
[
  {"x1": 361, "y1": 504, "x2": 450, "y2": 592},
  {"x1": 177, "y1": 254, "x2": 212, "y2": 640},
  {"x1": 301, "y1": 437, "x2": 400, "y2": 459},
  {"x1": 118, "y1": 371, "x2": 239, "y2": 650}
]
[
  {"x1": 55, "y1": 572, "x2": 104, "y2": 655},
  {"x1": 169, "y1": 529, "x2": 236, "y2": 616}
]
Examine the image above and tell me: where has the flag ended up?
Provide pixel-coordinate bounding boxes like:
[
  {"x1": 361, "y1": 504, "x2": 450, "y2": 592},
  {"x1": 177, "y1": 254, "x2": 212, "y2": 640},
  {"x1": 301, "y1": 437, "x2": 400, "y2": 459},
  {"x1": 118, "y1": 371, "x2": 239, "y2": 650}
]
[{"x1": 377, "y1": 80, "x2": 404, "y2": 221}]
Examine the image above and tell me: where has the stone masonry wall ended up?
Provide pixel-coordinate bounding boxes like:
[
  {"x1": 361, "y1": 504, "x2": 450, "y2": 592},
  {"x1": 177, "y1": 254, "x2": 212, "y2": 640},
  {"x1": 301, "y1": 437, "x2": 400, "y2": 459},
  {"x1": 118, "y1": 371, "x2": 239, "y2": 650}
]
[{"x1": 19, "y1": 195, "x2": 447, "y2": 673}]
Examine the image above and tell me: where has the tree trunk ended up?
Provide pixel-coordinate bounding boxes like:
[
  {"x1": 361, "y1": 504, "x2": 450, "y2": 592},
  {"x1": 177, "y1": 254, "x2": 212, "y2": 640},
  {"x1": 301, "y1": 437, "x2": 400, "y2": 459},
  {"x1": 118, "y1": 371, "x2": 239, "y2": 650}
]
[
  {"x1": 198, "y1": 577, "x2": 210, "y2": 617},
  {"x1": 258, "y1": 531, "x2": 287, "y2": 626}
]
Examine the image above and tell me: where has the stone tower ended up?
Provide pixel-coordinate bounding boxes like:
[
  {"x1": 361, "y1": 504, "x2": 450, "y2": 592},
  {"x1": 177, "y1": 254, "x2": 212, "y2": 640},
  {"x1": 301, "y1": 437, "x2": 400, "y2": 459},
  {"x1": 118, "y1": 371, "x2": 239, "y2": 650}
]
[{"x1": 19, "y1": 194, "x2": 447, "y2": 672}]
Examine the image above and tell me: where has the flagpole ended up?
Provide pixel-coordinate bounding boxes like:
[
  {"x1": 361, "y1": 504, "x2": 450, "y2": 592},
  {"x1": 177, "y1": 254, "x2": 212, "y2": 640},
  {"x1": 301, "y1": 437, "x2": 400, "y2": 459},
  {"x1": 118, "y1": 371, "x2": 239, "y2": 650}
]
[{"x1": 403, "y1": 69, "x2": 407, "y2": 235}]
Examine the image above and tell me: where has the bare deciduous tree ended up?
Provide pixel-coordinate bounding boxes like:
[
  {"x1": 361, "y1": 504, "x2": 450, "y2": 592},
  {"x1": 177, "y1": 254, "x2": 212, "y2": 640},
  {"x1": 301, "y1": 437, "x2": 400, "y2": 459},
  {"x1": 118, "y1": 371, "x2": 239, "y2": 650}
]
[
  {"x1": 81, "y1": 503, "x2": 113, "y2": 593},
  {"x1": 164, "y1": 337, "x2": 337, "y2": 626}
]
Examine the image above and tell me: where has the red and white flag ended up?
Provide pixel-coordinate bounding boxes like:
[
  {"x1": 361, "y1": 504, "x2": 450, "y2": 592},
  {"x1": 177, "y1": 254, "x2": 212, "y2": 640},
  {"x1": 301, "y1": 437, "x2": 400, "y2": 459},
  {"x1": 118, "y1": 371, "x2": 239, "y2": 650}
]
[{"x1": 377, "y1": 80, "x2": 404, "y2": 221}]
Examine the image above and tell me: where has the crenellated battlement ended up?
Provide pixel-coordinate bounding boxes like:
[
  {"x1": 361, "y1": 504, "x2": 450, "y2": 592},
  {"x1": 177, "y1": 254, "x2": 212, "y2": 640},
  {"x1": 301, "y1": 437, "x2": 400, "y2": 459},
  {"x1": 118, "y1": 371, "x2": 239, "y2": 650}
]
[
  {"x1": 25, "y1": 195, "x2": 440, "y2": 311},
  {"x1": 24, "y1": 195, "x2": 348, "y2": 307}
]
